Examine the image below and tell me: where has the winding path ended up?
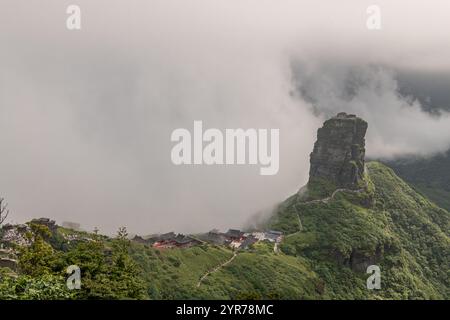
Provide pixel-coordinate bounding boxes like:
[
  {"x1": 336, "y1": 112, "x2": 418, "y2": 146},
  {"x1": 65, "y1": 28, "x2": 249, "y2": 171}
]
[
  {"x1": 196, "y1": 252, "x2": 238, "y2": 288},
  {"x1": 291, "y1": 174, "x2": 370, "y2": 234},
  {"x1": 196, "y1": 170, "x2": 371, "y2": 286}
]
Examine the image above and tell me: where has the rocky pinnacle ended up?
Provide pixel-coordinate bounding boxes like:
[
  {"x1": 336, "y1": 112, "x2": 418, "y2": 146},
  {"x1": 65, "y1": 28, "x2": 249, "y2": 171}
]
[{"x1": 308, "y1": 112, "x2": 368, "y2": 190}]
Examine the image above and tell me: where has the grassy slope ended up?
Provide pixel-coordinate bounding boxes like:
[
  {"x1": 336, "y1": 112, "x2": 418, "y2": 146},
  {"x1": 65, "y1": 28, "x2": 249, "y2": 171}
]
[
  {"x1": 130, "y1": 243, "x2": 233, "y2": 299},
  {"x1": 126, "y1": 161, "x2": 449, "y2": 299},
  {"x1": 413, "y1": 184, "x2": 450, "y2": 213},
  {"x1": 268, "y1": 161, "x2": 449, "y2": 299},
  {"x1": 198, "y1": 242, "x2": 320, "y2": 299},
  {"x1": 385, "y1": 151, "x2": 450, "y2": 212},
  {"x1": 130, "y1": 241, "x2": 322, "y2": 299}
]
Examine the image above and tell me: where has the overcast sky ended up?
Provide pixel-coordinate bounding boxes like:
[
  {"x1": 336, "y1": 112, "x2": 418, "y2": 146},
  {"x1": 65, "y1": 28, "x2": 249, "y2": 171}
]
[{"x1": 1, "y1": 0, "x2": 450, "y2": 234}]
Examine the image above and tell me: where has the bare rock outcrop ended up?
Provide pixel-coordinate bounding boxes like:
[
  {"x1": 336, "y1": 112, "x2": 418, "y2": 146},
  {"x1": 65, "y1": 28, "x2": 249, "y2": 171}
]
[{"x1": 309, "y1": 112, "x2": 368, "y2": 189}]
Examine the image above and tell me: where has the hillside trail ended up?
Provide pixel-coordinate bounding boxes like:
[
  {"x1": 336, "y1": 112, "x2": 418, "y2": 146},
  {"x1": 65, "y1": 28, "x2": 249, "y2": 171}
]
[
  {"x1": 196, "y1": 251, "x2": 238, "y2": 288},
  {"x1": 290, "y1": 172, "x2": 370, "y2": 236},
  {"x1": 197, "y1": 170, "x2": 370, "y2": 285}
]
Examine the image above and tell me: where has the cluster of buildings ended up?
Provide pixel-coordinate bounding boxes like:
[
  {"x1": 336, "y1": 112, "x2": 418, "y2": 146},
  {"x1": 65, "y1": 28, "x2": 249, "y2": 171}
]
[
  {"x1": 131, "y1": 229, "x2": 283, "y2": 251},
  {"x1": 200, "y1": 229, "x2": 283, "y2": 250},
  {"x1": 132, "y1": 232, "x2": 202, "y2": 249}
]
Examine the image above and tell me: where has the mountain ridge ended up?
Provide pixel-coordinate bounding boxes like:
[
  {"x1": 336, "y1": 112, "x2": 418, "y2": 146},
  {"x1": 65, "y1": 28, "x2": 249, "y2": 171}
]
[{"x1": 0, "y1": 114, "x2": 449, "y2": 299}]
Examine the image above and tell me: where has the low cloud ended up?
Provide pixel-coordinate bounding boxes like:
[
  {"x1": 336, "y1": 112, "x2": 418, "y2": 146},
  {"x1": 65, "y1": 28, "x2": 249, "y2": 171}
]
[
  {"x1": 1, "y1": 1, "x2": 450, "y2": 234},
  {"x1": 292, "y1": 63, "x2": 450, "y2": 158}
]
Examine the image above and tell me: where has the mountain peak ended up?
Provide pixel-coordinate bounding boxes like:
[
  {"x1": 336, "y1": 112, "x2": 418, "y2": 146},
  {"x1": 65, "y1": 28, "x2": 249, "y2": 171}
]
[{"x1": 308, "y1": 112, "x2": 368, "y2": 191}]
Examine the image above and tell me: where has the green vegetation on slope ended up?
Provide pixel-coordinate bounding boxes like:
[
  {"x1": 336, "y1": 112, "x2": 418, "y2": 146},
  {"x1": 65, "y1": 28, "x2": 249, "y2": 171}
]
[
  {"x1": 131, "y1": 162, "x2": 449, "y2": 299},
  {"x1": 0, "y1": 225, "x2": 147, "y2": 299},
  {"x1": 202, "y1": 242, "x2": 321, "y2": 300},
  {"x1": 386, "y1": 151, "x2": 450, "y2": 212},
  {"x1": 129, "y1": 241, "x2": 322, "y2": 299},
  {"x1": 269, "y1": 161, "x2": 449, "y2": 299},
  {"x1": 1, "y1": 162, "x2": 448, "y2": 300}
]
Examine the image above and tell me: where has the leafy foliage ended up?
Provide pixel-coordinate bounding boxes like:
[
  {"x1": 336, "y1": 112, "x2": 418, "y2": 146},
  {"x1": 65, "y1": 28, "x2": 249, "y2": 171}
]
[
  {"x1": 2, "y1": 226, "x2": 147, "y2": 300},
  {"x1": 18, "y1": 224, "x2": 61, "y2": 276},
  {"x1": 62, "y1": 227, "x2": 147, "y2": 299},
  {"x1": 0, "y1": 272, "x2": 74, "y2": 300},
  {"x1": 386, "y1": 151, "x2": 450, "y2": 212}
]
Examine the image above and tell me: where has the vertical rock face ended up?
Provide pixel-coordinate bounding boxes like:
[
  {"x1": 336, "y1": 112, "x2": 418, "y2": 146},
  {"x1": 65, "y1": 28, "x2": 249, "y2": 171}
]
[{"x1": 309, "y1": 112, "x2": 368, "y2": 189}]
